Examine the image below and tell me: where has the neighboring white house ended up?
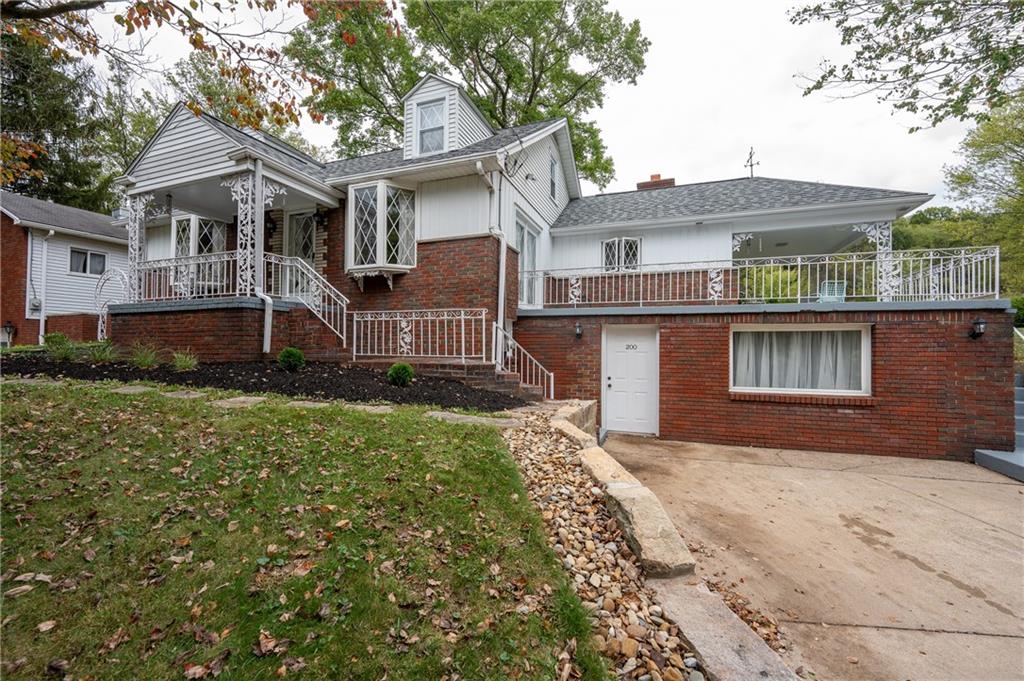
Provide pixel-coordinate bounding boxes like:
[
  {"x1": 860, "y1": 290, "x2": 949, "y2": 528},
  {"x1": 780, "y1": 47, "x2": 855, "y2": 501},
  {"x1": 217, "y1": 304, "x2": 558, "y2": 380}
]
[{"x1": 1, "y1": 191, "x2": 128, "y2": 344}]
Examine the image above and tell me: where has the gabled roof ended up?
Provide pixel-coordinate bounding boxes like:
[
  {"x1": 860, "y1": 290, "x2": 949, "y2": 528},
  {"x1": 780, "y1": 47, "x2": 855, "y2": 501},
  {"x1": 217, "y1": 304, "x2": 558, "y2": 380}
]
[
  {"x1": 0, "y1": 191, "x2": 125, "y2": 242},
  {"x1": 321, "y1": 118, "x2": 564, "y2": 181},
  {"x1": 552, "y1": 176, "x2": 932, "y2": 230}
]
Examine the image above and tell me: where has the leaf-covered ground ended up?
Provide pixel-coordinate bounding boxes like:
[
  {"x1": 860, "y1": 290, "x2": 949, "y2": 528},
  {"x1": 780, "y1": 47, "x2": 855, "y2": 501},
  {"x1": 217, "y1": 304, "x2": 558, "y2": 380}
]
[{"x1": 0, "y1": 382, "x2": 606, "y2": 680}]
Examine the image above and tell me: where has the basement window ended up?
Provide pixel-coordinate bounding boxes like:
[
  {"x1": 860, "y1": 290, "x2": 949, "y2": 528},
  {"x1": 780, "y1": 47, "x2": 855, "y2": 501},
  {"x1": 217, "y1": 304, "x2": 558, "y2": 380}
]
[
  {"x1": 730, "y1": 324, "x2": 872, "y2": 396},
  {"x1": 347, "y1": 181, "x2": 416, "y2": 272}
]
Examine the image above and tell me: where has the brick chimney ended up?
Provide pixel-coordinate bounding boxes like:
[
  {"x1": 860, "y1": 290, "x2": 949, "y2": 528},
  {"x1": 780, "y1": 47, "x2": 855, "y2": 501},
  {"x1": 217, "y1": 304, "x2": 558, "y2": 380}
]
[{"x1": 636, "y1": 173, "x2": 675, "y2": 190}]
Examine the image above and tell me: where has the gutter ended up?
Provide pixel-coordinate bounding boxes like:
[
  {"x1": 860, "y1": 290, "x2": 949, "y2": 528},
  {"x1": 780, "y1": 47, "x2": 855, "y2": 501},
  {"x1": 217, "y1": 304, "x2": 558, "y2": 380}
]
[
  {"x1": 4, "y1": 214, "x2": 127, "y2": 246},
  {"x1": 253, "y1": 158, "x2": 274, "y2": 354},
  {"x1": 37, "y1": 229, "x2": 54, "y2": 343},
  {"x1": 479, "y1": 161, "x2": 506, "y2": 363}
]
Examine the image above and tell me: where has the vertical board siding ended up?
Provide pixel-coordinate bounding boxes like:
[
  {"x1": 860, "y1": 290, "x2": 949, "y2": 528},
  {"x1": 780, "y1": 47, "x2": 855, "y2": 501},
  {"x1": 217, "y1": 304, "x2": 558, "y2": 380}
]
[
  {"x1": 131, "y1": 108, "x2": 239, "y2": 191},
  {"x1": 548, "y1": 222, "x2": 733, "y2": 269},
  {"x1": 146, "y1": 223, "x2": 172, "y2": 260},
  {"x1": 27, "y1": 231, "x2": 130, "y2": 318},
  {"x1": 418, "y1": 175, "x2": 491, "y2": 239}
]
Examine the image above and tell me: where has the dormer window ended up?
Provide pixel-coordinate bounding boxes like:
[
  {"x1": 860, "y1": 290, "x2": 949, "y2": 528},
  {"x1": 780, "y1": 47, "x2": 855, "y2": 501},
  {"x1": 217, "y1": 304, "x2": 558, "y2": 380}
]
[
  {"x1": 417, "y1": 99, "x2": 445, "y2": 155},
  {"x1": 347, "y1": 181, "x2": 416, "y2": 273},
  {"x1": 550, "y1": 156, "x2": 558, "y2": 200}
]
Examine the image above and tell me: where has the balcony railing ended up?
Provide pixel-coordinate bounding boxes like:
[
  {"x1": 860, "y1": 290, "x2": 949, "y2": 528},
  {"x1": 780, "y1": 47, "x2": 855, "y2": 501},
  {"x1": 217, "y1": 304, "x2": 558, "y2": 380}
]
[
  {"x1": 521, "y1": 246, "x2": 1000, "y2": 308},
  {"x1": 138, "y1": 251, "x2": 239, "y2": 302},
  {"x1": 351, "y1": 308, "x2": 488, "y2": 361}
]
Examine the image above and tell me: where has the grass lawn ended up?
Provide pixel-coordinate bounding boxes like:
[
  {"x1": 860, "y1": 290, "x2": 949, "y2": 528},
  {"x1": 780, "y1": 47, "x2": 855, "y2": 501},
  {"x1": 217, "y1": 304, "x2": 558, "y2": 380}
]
[{"x1": 1, "y1": 382, "x2": 606, "y2": 680}]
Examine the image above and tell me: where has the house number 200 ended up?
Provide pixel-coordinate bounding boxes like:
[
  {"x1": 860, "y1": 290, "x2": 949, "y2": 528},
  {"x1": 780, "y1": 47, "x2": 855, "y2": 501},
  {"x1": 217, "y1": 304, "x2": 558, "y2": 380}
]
[{"x1": 625, "y1": 344, "x2": 638, "y2": 350}]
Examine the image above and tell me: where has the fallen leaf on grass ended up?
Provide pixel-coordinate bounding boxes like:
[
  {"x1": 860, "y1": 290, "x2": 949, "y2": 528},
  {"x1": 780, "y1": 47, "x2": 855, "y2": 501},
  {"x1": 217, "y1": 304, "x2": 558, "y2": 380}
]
[
  {"x1": 4, "y1": 585, "x2": 34, "y2": 598},
  {"x1": 227, "y1": 521, "x2": 239, "y2": 532},
  {"x1": 99, "y1": 626, "x2": 130, "y2": 654},
  {"x1": 36, "y1": 620, "x2": 56, "y2": 632},
  {"x1": 275, "y1": 657, "x2": 306, "y2": 676},
  {"x1": 83, "y1": 548, "x2": 97, "y2": 562},
  {"x1": 252, "y1": 629, "x2": 290, "y2": 657}
]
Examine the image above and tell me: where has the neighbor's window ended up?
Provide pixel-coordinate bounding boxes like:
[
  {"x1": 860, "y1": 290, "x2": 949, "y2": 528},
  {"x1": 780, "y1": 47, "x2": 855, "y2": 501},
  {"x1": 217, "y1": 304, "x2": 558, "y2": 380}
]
[
  {"x1": 417, "y1": 99, "x2": 445, "y2": 154},
  {"x1": 549, "y1": 156, "x2": 558, "y2": 200},
  {"x1": 731, "y1": 325, "x2": 871, "y2": 395},
  {"x1": 601, "y1": 237, "x2": 641, "y2": 272},
  {"x1": 349, "y1": 182, "x2": 416, "y2": 270},
  {"x1": 70, "y1": 248, "x2": 106, "y2": 275}
]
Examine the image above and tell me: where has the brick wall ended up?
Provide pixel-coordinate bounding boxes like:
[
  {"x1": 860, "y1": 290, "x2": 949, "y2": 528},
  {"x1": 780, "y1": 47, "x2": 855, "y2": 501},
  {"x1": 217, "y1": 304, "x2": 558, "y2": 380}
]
[
  {"x1": 46, "y1": 313, "x2": 100, "y2": 341},
  {"x1": 1, "y1": 215, "x2": 36, "y2": 344},
  {"x1": 514, "y1": 308, "x2": 1015, "y2": 460}
]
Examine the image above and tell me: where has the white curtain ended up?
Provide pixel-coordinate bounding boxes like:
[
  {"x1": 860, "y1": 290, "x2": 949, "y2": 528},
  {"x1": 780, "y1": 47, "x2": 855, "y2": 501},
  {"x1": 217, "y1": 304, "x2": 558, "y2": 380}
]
[{"x1": 733, "y1": 330, "x2": 862, "y2": 391}]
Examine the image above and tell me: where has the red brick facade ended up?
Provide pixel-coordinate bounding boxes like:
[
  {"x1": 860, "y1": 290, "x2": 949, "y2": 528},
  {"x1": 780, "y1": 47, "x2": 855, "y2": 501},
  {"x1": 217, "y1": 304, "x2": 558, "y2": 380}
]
[
  {"x1": 1, "y1": 215, "x2": 34, "y2": 344},
  {"x1": 513, "y1": 308, "x2": 1015, "y2": 461}
]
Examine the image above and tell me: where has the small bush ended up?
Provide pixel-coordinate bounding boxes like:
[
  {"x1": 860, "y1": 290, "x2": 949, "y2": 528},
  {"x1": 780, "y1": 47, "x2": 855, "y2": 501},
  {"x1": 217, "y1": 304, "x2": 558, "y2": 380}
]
[
  {"x1": 277, "y1": 347, "x2": 306, "y2": 372},
  {"x1": 47, "y1": 342, "x2": 77, "y2": 362},
  {"x1": 387, "y1": 362, "x2": 414, "y2": 387},
  {"x1": 130, "y1": 343, "x2": 160, "y2": 369},
  {"x1": 1012, "y1": 295, "x2": 1023, "y2": 328},
  {"x1": 86, "y1": 340, "x2": 118, "y2": 363},
  {"x1": 42, "y1": 332, "x2": 70, "y2": 349},
  {"x1": 171, "y1": 350, "x2": 198, "y2": 372}
]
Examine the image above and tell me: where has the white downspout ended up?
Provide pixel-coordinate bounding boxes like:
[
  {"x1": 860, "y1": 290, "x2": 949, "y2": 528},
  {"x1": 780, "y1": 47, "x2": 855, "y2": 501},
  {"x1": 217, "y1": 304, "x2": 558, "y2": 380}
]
[
  {"x1": 478, "y1": 161, "x2": 505, "y2": 364},
  {"x1": 253, "y1": 158, "x2": 274, "y2": 354},
  {"x1": 37, "y1": 229, "x2": 54, "y2": 344}
]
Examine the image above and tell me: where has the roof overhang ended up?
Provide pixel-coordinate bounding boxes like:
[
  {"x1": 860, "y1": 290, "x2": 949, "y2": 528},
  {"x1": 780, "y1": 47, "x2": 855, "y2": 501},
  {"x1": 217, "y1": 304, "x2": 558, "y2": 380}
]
[
  {"x1": 325, "y1": 152, "x2": 505, "y2": 187},
  {"x1": 495, "y1": 119, "x2": 581, "y2": 199},
  {"x1": 14, "y1": 218, "x2": 127, "y2": 245},
  {"x1": 550, "y1": 193, "x2": 934, "y2": 236}
]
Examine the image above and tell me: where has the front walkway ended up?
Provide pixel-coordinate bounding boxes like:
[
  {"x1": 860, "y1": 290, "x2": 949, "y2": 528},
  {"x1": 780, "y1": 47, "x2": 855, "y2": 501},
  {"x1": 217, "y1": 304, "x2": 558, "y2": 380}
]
[{"x1": 603, "y1": 435, "x2": 1024, "y2": 681}]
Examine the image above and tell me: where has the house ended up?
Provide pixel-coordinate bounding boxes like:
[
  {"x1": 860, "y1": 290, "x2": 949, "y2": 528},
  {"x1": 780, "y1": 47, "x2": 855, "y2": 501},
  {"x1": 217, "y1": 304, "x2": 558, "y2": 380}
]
[
  {"x1": 1, "y1": 191, "x2": 129, "y2": 345},
  {"x1": 106, "y1": 74, "x2": 1016, "y2": 460}
]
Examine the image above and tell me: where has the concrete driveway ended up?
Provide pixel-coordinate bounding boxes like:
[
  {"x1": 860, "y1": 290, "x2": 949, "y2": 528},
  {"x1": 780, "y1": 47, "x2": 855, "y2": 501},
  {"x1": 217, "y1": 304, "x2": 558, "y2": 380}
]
[{"x1": 603, "y1": 434, "x2": 1024, "y2": 681}]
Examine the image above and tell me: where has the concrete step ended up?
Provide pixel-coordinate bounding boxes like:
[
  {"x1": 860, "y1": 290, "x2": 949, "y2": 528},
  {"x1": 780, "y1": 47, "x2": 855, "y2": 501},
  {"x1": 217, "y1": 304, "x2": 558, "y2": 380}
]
[{"x1": 975, "y1": 448, "x2": 1024, "y2": 482}]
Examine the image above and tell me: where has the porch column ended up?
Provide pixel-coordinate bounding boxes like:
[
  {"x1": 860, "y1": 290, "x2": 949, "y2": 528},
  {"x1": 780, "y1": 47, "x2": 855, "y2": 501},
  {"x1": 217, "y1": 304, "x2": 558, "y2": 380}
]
[
  {"x1": 852, "y1": 221, "x2": 898, "y2": 302},
  {"x1": 125, "y1": 193, "x2": 152, "y2": 302},
  {"x1": 222, "y1": 166, "x2": 287, "y2": 296}
]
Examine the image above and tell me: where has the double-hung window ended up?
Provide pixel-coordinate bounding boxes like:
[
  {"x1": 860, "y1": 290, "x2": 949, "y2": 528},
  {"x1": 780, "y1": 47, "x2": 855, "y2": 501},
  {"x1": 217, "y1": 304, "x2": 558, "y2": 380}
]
[
  {"x1": 348, "y1": 181, "x2": 416, "y2": 271},
  {"x1": 730, "y1": 324, "x2": 871, "y2": 396},
  {"x1": 601, "y1": 237, "x2": 641, "y2": 272},
  {"x1": 70, "y1": 248, "x2": 106, "y2": 275},
  {"x1": 516, "y1": 214, "x2": 539, "y2": 305},
  {"x1": 417, "y1": 100, "x2": 445, "y2": 155}
]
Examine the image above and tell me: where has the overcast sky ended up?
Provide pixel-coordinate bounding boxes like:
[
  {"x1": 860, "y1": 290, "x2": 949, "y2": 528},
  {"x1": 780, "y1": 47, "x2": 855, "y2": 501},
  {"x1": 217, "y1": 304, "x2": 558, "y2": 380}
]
[{"x1": 99, "y1": 0, "x2": 969, "y2": 205}]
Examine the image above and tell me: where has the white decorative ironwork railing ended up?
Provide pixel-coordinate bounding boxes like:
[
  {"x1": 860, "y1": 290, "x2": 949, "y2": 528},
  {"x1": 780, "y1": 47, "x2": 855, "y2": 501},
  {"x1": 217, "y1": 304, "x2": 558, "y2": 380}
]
[
  {"x1": 138, "y1": 251, "x2": 239, "y2": 302},
  {"x1": 351, "y1": 308, "x2": 488, "y2": 361},
  {"x1": 522, "y1": 246, "x2": 1000, "y2": 307},
  {"x1": 264, "y1": 254, "x2": 349, "y2": 344},
  {"x1": 94, "y1": 267, "x2": 130, "y2": 340},
  {"x1": 494, "y1": 323, "x2": 554, "y2": 400}
]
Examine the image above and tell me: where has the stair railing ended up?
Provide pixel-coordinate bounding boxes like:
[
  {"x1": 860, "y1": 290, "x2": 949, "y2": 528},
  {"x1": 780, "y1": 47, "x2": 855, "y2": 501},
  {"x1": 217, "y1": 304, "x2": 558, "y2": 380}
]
[
  {"x1": 493, "y1": 323, "x2": 554, "y2": 400},
  {"x1": 264, "y1": 254, "x2": 349, "y2": 345}
]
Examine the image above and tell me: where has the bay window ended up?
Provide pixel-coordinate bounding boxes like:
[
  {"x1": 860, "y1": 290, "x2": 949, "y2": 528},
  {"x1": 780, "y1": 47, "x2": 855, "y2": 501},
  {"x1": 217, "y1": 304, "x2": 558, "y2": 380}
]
[
  {"x1": 347, "y1": 181, "x2": 416, "y2": 271},
  {"x1": 730, "y1": 324, "x2": 871, "y2": 395}
]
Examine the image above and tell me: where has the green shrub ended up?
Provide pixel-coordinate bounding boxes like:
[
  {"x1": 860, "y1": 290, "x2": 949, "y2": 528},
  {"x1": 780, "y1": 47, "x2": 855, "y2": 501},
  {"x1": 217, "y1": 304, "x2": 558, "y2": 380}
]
[
  {"x1": 130, "y1": 343, "x2": 160, "y2": 369},
  {"x1": 277, "y1": 346, "x2": 306, "y2": 372},
  {"x1": 386, "y1": 362, "x2": 414, "y2": 387},
  {"x1": 1012, "y1": 295, "x2": 1023, "y2": 328},
  {"x1": 171, "y1": 350, "x2": 198, "y2": 372},
  {"x1": 86, "y1": 340, "x2": 118, "y2": 363},
  {"x1": 47, "y1": 342, "x2": 77, "y2": 362},
  {"x1": 42, "y1": 332, "x2": 70, "y2": 349}
]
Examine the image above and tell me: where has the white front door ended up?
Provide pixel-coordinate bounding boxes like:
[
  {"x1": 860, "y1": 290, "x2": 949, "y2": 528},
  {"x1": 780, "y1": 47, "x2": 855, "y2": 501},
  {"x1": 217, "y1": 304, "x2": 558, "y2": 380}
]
[{"x1": 603, "y1": 325, "x2": 659, "y2": 435}]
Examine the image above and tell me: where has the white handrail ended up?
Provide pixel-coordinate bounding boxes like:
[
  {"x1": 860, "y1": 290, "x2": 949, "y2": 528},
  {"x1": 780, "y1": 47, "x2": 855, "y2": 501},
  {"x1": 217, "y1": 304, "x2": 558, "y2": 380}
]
[
  {"x1": 494, "y1": 323, "x2": 554, "y2": 400},
  {"x1": 137, "y1": 251, "x2": 239, "y2": 301},
  {"x1": 351, "y1": 308, "x2": 487, "y2": 361},
  {"x1": 264, "y1": 254, "x2": 349, "y2": 345}
]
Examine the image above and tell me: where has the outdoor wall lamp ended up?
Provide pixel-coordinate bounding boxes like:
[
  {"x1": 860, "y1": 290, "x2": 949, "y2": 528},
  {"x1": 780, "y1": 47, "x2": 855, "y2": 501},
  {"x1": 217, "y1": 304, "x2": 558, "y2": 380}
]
[
  {"x1": 574, "y1": 321, "x2": 583, "y2": 339},
  {"x1": 969, "y1": 318, "x2": 987, "y2": 339},
  {"x1": 2, "y1": 320, "x2": 15, "y2": 342}
]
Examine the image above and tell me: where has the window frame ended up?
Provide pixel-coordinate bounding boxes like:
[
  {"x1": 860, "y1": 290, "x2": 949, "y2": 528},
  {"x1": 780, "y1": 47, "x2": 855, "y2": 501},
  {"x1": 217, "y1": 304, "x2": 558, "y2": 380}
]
[
  {"x1": 515, "y1": 211, "x2": 540, "y2": 306},
  {"x1": 549, "y1": 155, "x2": 558, "y2": 201},
  {"x1": 600, "y1": 237, "x2": 642, "y2": 272},
  {"x1": 415, "y1": 98, "x2": 447, "y2": 157},
  {"x1": 728, "y1": 323, "x2": 873, "y2": 397},
  {"x1": 345, "y1": 180, "x2": 418, "y2": 272},
  {"x1": 68, "y1": 247, "x2": 107, "y2": 278}
]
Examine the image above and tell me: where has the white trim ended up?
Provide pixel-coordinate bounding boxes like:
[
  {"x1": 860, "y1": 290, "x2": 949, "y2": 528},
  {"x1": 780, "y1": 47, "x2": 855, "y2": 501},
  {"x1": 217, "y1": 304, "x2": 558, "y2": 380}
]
[
  {"x1": 67, "y1": 246, "x2": 108, "y2": 278},
  {"x1": 345, "y1": 180, "x2": 418, "y2": 272},
  {"x1": 414, "y1": 98, "x2": 448, "y2": 157},
  {"x1": 728, "y1": 323, "x2": 873, "y2": 397},
  {"x1": 8, "y1": 219, "x2": 127, "y2": 245},
  {"x1": 601, "y1": 324, "x2": 660, "y2": 437}
]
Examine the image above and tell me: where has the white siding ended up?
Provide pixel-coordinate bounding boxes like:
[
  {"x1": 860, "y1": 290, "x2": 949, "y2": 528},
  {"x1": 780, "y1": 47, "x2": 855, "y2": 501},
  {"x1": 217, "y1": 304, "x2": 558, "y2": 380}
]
[
  {"x1": 456, "y1": 95, "x2": 491, "y2": 147},
  {"x1": 500, "y1": 134, "x2": 569, "y2": 230},
  {"x1": 130, "y1": 107, "x2": 239, "y2": 192},
  {"x1": 146, "y1": 223, "x2": 172, "y2": 260},
  {"x1": 418, "y1": 175, "x2": 491, "y2": 240},
  {"x1": 547, "y1": 223, "x2": 733, "y2": 270},
  {"x1": 403, "y1": 79, "x2": 455, "y2": 159},
  {"x1": 26, "y1": 230, "x2": 130, "y2": 319}
]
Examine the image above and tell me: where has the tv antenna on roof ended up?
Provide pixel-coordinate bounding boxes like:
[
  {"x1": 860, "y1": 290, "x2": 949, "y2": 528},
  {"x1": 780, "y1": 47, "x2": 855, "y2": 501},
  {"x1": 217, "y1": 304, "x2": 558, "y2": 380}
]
[{"x1": 744, "y1": 147, "x2": 760, "y2": 178}]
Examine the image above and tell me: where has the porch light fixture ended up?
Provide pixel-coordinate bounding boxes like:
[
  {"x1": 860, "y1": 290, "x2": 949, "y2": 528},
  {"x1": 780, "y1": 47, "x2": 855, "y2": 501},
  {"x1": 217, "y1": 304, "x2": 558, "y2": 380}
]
[
  {"x1": 574, "y1": 321, "x2": 583, "y2": 339},
  {"x1": 969, "y1": 318, "x2": 987, "y2": 339},
  {"x1": 2, "y1": 320, "x2": 14, "y2": 341}
]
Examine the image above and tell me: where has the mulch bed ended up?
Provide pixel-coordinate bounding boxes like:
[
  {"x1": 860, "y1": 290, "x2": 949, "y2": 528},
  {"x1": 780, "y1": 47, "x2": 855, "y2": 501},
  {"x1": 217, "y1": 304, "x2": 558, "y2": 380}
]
[{"x1": 1, "y1": 355, "x2": 526, "y2": 411}]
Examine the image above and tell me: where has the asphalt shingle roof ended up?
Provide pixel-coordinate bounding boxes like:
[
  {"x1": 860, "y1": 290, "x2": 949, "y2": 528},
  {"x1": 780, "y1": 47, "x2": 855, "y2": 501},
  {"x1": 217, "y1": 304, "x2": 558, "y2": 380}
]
[
  {"x1": 552, "y1": 176, "x2": 929, "y2": 229},
  {"x1": 320, "y1": 118, "x2": 561, "y2": 180},
  {"x1": 0, "y1": 191, "x2": 125, "y2": 241},
  {"x1": 200, "y1": 111, "x2": 326, "y2": 178}
]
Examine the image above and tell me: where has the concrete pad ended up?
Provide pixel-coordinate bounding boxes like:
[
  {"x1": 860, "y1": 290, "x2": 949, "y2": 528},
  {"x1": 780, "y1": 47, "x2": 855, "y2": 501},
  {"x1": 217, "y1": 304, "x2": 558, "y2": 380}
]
[
  {"x1": 343, "y1": 403, "x2": 394, "y2": 414},
  {"x1": 425, "y1": 410, "x2": 522, "y2": 428},
  {"x1": 210, "y1": 395, "x2": 267, "y2": 408},
  {"x1": 840, "y1": 456, "x2": 1017, "y2": 483},
  {"x1": 162, "y1": 390, "x2": 205, "y2": 399},
  {"x1": 109, "y1": 385, "x2": 155, "y2": 395},
  {"x1": 1, "y1": 377, "x2": 60, "y2": 386},
  {"x1": 649, "y1": 577, "x2": 799, "y2": 681},
  {"x1": 286, "y1": 400, "x2": 330, "y2": 409},
  {"x1": 604, "y1": 434, "x2": 1024, "y2": 681},
  {"x1": 604, "y1": 484, "x2": 695, "y2": 576}
]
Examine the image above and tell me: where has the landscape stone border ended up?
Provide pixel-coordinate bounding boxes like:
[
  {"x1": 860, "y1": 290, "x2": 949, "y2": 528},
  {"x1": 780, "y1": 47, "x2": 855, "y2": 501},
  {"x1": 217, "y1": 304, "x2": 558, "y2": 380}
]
[{"x1": 550, "y1": 401, "x2": 799, "y2": 681}]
